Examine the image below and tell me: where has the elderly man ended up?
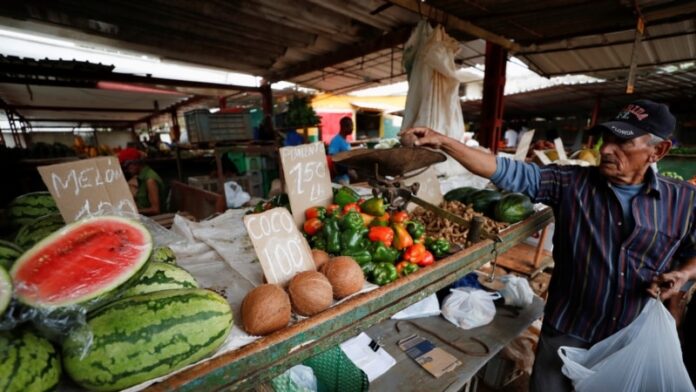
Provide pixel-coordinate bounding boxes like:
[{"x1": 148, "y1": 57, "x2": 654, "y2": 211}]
[{"x1": 401, "y1": 100, "x2": 696, "y2": 391}]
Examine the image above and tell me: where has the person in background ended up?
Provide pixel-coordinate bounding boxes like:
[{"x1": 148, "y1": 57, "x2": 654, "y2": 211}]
[
  {"x1": 118, "y1": 147, "x2": 166, "y2": 216},
  {"x1": 328, "y1": 116, "x2": 354, "y2": 185},
  {"x1": 503, "y1": 125, "x2": 519, "y2": 148},
  {"x1": 401, "y1": 99, "x2": 696, "y2": 392},
  {"x1": 284, "y1": 128, "x2": 305, "y2": 147}
]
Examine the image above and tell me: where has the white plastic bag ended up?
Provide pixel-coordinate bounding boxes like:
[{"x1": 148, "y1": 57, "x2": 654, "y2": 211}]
[
  {"x1": 442, "y1": 288, "x2": 500, "y2": 329},
  {"x1": 499, "y1": 275, "x2": 534, "y2": 308},
  {"x1": 223, "y1": 181, "x2": 250, "y2": 208},
  {"x1": 391, "y1": 294, "x2": 441, "y2": 320},
  {"x1": 559, "y1": 299, "x2": 695, "y2": 392}
]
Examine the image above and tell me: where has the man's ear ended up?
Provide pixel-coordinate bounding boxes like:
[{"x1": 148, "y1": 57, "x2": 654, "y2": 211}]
[{"x1": 652, "y1": 139, "x2": 672, "y2": 162}]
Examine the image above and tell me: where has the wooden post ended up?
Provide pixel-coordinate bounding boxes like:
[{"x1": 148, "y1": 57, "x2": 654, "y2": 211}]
[
  {"x1": 532, "y1": 225, "x2": 550, "y2": 269},
  {"x1": 170, "y1": 109, "x2": 180, "y2": 143},
  {"x1": 479, "y1": 42, "x2": 507, "y2": 153}
]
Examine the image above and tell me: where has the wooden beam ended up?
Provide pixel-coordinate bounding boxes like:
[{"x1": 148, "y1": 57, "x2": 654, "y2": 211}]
[
  {"x1": 387, "y1": 0, "x2": 520, "y2": 52},
  {"x1": 10, "y1": 105, "x2": 154, "y2": 113},
  {"x1": 267, "y1": 27, "x2": 412, "y2": 81}
]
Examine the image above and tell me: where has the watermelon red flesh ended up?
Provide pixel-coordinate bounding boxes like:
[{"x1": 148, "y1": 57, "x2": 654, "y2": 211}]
[{"x1": 11, "y1": 216, "x2": 152, "y2": 309}]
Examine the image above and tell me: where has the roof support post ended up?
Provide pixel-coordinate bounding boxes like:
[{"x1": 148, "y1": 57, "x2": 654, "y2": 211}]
[
  {"x1": 170, "y1": 109, "x2": 180, "y2": 143},
  {"x1": 479, "y1": 42, "x2": 507, "y2": 153}
]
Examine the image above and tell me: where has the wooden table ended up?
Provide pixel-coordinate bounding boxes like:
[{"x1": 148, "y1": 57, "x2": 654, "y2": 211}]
[{"x1": 369, "y1": 296, "x2": 544, "y2": 391}]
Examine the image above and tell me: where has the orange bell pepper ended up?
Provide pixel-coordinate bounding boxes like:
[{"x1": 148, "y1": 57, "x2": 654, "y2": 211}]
[
  {"x1": 391, "y1": 211, "x2": 409, "y2": 224},
  {"x1": 392, "y1": 223, "x2": 413, "y2": 250}
]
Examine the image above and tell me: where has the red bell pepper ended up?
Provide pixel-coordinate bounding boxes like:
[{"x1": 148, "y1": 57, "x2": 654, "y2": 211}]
[
  {"x1": 391, "y1": 211, "x2": 409, "y2": 224},
  {"x1": 368, "y1": 226, "x2": 394, "y2": 247},
  {"x1": 342, "y1": 202, "x2": 361, "y2": 214},
  {"x1": 326, "y1": 204, "x2": 340, "y2": 217},
  {"x1": 392, "y1": 223, "x2": 413, "y2": 250},
  {"x1": 303, "y1": 218, "x2": 323, "y2": 236},
  {"x1": 371, "y1": 212, "x2": 390, "y2": 227},
  {"x1": 402, "y1": 243, "x2": 426, "y2": 264},
  {"x1": 305, "y1": 206, "x2": 326, "y2": 220},
  {"x1": 418, "y1": 250, "x2": 435, "y2": 267}
]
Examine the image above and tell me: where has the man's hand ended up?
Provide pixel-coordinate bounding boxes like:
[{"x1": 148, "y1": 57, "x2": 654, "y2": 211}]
[
  {"x1": 399, "y1": 127, "x2": 448, "y2": 149},
  {"x1": 647, "y1": 270, "x2": 690, "y2": 300}
]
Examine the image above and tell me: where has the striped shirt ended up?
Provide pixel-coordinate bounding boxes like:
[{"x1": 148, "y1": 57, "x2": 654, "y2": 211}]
[{"x1": 492, "y1": 157, "x2": 696, "y2": 342}]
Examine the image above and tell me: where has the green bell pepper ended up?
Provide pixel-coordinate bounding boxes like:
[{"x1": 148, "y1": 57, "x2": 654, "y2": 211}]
[
  {"x1": 405, "y1": 220, "x2": 425, "y2": 241},
  {"x1": 323, "y1": 216, "x2": 342, "y2": 254},
  {"x1": 334, "y1": 186, "x2": 360, "y2": 207},
  {"x1": 342, "y1": 248, "x2": 372, "y2": 265},
  {"x1": 341, "y1": 227, "x2": 368, "y2": 252},
  {"x1": 310, "y1": 234, "x2": 327, "y2": 251},
  {"x1": 360, "y1": 197, "x2": 386, "y2": 217},
  {"x1": 372, "y1": 262, "x2": 398, "y2": 286},
  {"x1": 371, "y1": 241, "x2": 399, "y2": 264},
  {"x1": 425, "y1": 237, "x2": 451, "y2": 258},
  {"x1": 361, "y1": 261, "x2": 377, "y2": 280},
  {"x1": 341, "y1": 211, "x2": 364, "y2": 231}
]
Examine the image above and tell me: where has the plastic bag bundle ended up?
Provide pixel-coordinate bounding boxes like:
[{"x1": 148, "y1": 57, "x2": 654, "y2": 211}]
[
  {"x1": 499, "y1": 274, "x2": 534, "y2": 308},
  {"x1": 559, "y1": 299, "x2": 695, "y2": 392},
  {"x1": 442, "y1": 288, "x2": 500, "y2": 329},
  {"x1": 224, "y1": 181, "x2": 251, "y2": 208}
]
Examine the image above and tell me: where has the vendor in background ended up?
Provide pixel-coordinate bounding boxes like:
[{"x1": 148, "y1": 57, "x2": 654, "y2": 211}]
[
  {"x1": 401, "y1": 99, "x2": 696, "y2": 392},
  {"x1": 118, "y1": 147, "x2": 166, "y2": 216},
  {"x1": 328, "y1": 116, "x2": 357, "y2": 185}
]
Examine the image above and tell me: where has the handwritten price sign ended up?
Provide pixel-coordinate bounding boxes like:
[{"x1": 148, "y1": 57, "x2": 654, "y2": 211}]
[
  {"x1": 243, "y1": 207, "x2": 315, "y2": 286},
  {"x1": 280, "y1": 142, "x2": 333, "y2": 227}
]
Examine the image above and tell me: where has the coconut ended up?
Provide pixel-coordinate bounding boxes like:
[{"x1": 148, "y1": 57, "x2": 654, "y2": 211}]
[
  {"x1": 322, "y1": 256, "x2": 364, "y2": 299},
  {"x1": 241, "y1": 284, "x2": 291, "y2": 336},
  {"x1": 312, "y1": 249, "x2": 330, "y2": 270},
  {"x1": 288, "y1": 271, "x2": 333, "y2": 316}
]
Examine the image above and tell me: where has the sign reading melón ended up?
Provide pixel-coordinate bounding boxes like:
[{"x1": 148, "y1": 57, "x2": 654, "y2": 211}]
[
  {"x1": 38, "y1": 157, "x2": 137, "y2": 223},
  {"x1": 279, "y1": 142, "x2": 333, "y2": 227},
  {"x1": 243, "y1": 207, "x2": 315, "y2": 286}
]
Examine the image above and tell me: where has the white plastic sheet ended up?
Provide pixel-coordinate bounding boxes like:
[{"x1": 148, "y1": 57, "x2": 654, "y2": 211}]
[
  {"x1": 401, "y1": 20, "x2": 470, "y2": 177},
  {"x1": 559, "y1": 299, "x2": 695, "y2": 392},
  {"x1": 499, "y1": 275, "x2": 534, "y2": 308},
  {"x1": 442, "y1": 288, "x2": 500, "y2": 329}
]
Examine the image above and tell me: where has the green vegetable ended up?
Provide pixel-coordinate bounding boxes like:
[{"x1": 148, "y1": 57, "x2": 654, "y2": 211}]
[
  {"x1": 405, "y1": 220, "x2": 425, "y2": 240},
  {"x1": 342, "y1": 249, "x2": 372, "y2": 265},
  {"x1": 6, "y1": 191, "x2": 59, "y2": 228},
  {"x1": 14, "y1": 213, "x2": 65, "y2": 250},
  {"x1": 361, "y1": 261, "x2": 377, "y2": 279},
  {"x1": 360, "y1": 197, "x2": 386, "y2": 216},
  {"x1": 371, "y1": 241, "x2": 400, "y2": 264},
  {"x1": 341, "y1": 227, "x2": 368, "y2": 252},
  {"x1": 310, "y1": 234, "x2": 327, "y2": 251},
  {"x1": 323, "y1": 217, "x2": 342, "y2": 254},
  {"x1": 0, "y1": 240, "x2": 22, "y2": 270},
  {"x1": 121, "y1": 262, "x2": 198, "y2": 297},
  {"x1": 334, "y1": 186, "x2": 360, "y2": 207},
  {"x1": 62, "y1": 289, "x2": 233, "y2": 392},
  {"x1": 0, "y1": 329, "x2": 61, "y2": 392},
  {"x1": 444, "y1": 186, "x2": 479, "y2": 203},
  {"x1": 372, "y1": 262, "x2": 398, "y2": 286},
  {"x1": 493, "y1": 193, "x2": 535, "y2": 223},
  {"x1": 468, "y1": 189, "x2": 503, "y2": 217},
  {"x1": 661, "y1": 171, "x2": 684, "y2": 180},
  {"x1": 341, "y1": 211, "x2": 364, "y2": 231},
  {"x1": 425, "y1": 237, "x2": 451, "y2": 258}
]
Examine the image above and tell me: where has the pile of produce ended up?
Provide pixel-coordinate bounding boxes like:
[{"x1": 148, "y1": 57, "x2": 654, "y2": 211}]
[
  {"x1": 0, "y1": 193, "x2": 233, "y2": 391},
  {"x1": 301, "y1": 186, "x2": 451, "y2": 287}
]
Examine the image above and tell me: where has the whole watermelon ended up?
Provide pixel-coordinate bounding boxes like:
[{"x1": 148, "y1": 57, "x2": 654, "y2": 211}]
[
  {"x1": 121, "y1": 262, "x2": 198, "y2": 297},
  {"x1": 150, "y1": 246, "x2": 177, "y2": 264},
  {"x1": 0, "y1": 329, "x2": 62, "y2": 392},
  {"x1": 444, "y1": 186, "x2": 479, "y2": 203},
  {"x1": 0, "y1": 240, "x2": 23, "y2": 270},
  {"x1": 494, "y1": 193, "x2": 535, "y2": 223},
  {"x1": 6, "y1": 192, "x2": 58, "y2": 228},
  {"x1": 468, "y1": 189, "x2": 503, "y2": 217},
  {"x1": 15, "y1": 213, "x2": 65, "y2": 250},
  {"x1": 62, "y1": 288, "x2": 233, "y2": 391}
]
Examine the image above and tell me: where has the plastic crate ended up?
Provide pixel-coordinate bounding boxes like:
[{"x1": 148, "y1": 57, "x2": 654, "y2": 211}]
[
  {"x1": 184, "y1": 110, "x2": 211, "y2": 144},
  {"x1": 184, "y1": 110, "x2": 253, "y2": 143}
]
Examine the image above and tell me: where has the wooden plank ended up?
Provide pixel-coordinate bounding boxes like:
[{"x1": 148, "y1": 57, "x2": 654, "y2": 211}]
[
  {"x1": 497, "y1": 242, "x2": 553, "y2": 278},
  {"x1": 145, "y1": 208, "x2": 553, "y2": 391}
]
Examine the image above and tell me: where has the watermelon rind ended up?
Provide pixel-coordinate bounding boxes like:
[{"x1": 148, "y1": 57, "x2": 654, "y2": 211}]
[
  {"x1": 7, "y1": 191, "x2": 59, "y2": 228},
  {"x1": 121, "y1": 262, "x2": 198, "y2": 297},
  {"x1": 11, "y1": 216, "x2": 153, "y2": 310},
  {"x1": 150, "y1": 246, "x2": 177, "y2": 264},
  {"x1": 0, "y1": 329, "x2": 62, "y2": 392},
  {"x1": 15, "y1": 213, "x2": 65, "y2": 250},
  {"x1": 0, "y1": 266, "x2": 11, "y2": 316},
  {"x1": 0, "y1": 240, "x2": 23, "y2": 270},
  {"x1": 63, "y1": 288, "x2": 233, "y2": 392}
]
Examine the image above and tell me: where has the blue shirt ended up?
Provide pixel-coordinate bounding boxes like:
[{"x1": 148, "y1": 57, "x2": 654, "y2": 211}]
[
  {"x1": 284, "y1": 130, "x2": 304, "y2": 147},
  {"x1": 328, "y1": 134, "x2": 351, "y2": 183},
  {"x1": 492, "y1": 157, "x2": 696, "y2": 342}
]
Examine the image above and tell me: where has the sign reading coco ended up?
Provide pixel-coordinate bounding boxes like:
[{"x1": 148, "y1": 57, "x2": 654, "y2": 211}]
[
  {"x1": 244, "y1": 207, "x2": 315, "y2": 286},
  {"x1": 280, "y1": 142, "x2": 333, "y2": 227}
]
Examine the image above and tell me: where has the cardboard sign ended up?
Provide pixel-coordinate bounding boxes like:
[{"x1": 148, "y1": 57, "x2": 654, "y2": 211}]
[
  {"x1": 514, "y1": 129, "x2": 535, "y2": 161},
  {"x1": 243, "y1": 207, "x2": 315, "y2": 286},
  {"x1": 403, "y1": 167, "x2": 443, "y2": 212},
  {"x1": 38, "y1": 157, "x2": 137, "y2": 223},
  {"x1": 533, "y1": 150, "x2": 552, "y2": 165},
  {"x1": 554, "y1": 137, "x2": 568, "y2": 161},
  {"x1": 279, "y1": 142, "x2": 333, "y2": 227}
]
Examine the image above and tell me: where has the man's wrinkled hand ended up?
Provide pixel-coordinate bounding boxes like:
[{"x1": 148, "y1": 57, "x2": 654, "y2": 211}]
[
  {"x1": 647, "y1": 270, "x2": 688, "y2": 300},
  {"x1": 399, "y1": 127, "x2": 446, "y2": 149}
]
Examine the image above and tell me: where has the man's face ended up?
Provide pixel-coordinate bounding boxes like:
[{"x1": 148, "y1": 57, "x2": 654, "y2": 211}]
[
  {"x1": 341, "y1": 119, "x2": 353, "y2": 135},
  {"x1": 598, "y1": 132, "x2": 656, "y2": 184}
]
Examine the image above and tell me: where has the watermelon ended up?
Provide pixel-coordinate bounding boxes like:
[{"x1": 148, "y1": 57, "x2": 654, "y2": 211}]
[
  {"x1": 494, "y1": 193, "x2": 535, "y2": 223},
  {"x1": 151, "y1": 246, "x2": 177, "y2": 264},
  {"x1": 62, "y1": 288, "x2": 233, "y2": 391},
  {"x1": 0, "y1": 329, "x2": 62, "y2": 392},
  {"x1": 122, "y1": 261, "x2": 198, "y2": 297},
  {"x1": 11, "y1": 216, "x2": 152, "y2": 310},
  {"x1": 0, "y1": 240, "x2": 23, "y2": 270},
  {"x1": 444, "y1": 186, "x2": 479, "y2": 203},
  {"x1": 6, "y1": 191, "x2": 58, "y2": 228},
  {"x1": 468, "y1": 189, "x2": 503, "y2": 216},
  {"x1": 15, "y1": 213, "x2": 65, "y2": 250},
  {"x1": 0, "y1": 266, "x2": 10, "y2": 316}
]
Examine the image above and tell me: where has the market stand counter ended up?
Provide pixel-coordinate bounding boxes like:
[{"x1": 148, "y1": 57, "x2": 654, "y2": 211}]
[{"x1": 145, "y1": 208, "x2": 553, "y2": 391}]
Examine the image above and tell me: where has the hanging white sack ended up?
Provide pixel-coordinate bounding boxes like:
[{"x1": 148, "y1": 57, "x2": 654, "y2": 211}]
[
  {"x1": 401, "y1": 21, "x2": 471, "y2": 177},
  {"x1": 558, "y1": 299, "x2": 694, "y2": 392}
]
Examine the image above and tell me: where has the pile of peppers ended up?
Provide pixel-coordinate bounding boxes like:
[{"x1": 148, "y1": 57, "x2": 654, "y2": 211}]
[{"x1": 302, "y1": 187, "x2": 451, "y2": 287}]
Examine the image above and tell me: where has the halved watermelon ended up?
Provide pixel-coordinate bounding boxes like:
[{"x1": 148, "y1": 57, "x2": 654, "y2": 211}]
[
  {"x1": 10, "y1": 216, "x2": 152, "y2": 309},
  {"x1": 0, "y1": 266, "x2": 11, "y2": 315}
]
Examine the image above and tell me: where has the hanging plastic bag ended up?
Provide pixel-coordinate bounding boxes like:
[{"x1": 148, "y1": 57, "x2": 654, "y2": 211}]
[
  {"x1": 224, "y1": 181, "x2": 250, "y2": 208},
  {"x1": 442, "y1": 288, "x2": 500, "y2": 329},
  {"x1": 559, "y1": 299, "x2": 695, "y2": 392},
  {"x1": 401, "y1": 21, "x2": 471, "y2": 177},
  {"x1": 499, "y1": 274, "x2": 534, "y2": 308}
]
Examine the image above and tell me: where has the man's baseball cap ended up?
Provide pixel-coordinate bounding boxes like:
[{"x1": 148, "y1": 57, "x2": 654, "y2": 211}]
[
  {"x1": 118, "y1": 147, "x2": 142, "y2": 166},
  {"x1": 594, "y1": 99, "x2": 676, "y2": 140}
]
